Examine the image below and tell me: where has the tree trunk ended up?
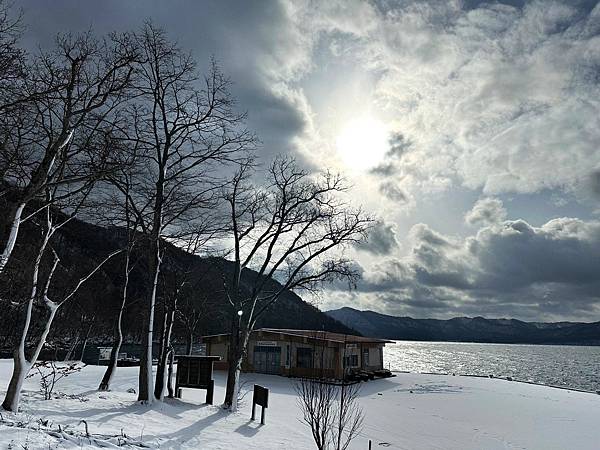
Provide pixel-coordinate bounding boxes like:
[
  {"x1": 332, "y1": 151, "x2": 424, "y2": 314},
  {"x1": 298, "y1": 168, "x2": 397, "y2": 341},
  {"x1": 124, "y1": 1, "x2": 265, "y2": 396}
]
[
  {"x1": 186, "y1": 331, "x2": 193, "y2": 355},
  {"x1": 2, "y1": 299, "x2": 59, "y2": 411},
  {"x1": 167, "y1": 347, "x2": 175, "y2": 398},
  {"x1": 2, "y1": 347, "x2": 30, "y2": 412},
  {"x1": 78, "y1": 321, "x2": 94, "y2": 362},
  {"x1": 137, "y1": 244, "x2": 160, "y2": 403},
  {"x1": 0, "y1": 202, "x2": 25, "y2": 274},
  {"x1": 64, "y1": 331, "x2": 80, "y2": 361},
  {"x1": 99, "y1": 229, "x2": 131, "y2": 391},
  {"x1": 98, "y1": 297, "x2": 126, "y2": 391},
  {"x1": 223, "y1": 325, "x2": 248, "y2": 411},
  {"x1": 2, "y1": 229, "x2": 54, "y2": 412},
  {"x1": 154, "y1": 306, "x2": 174, "y2": 401}
]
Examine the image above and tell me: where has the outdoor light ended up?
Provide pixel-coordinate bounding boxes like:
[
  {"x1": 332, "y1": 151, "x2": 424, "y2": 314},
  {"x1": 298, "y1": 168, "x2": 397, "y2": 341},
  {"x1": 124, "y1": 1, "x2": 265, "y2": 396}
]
[{"x1": 237, "y1": 310, "x2": 243, "y2": 317}]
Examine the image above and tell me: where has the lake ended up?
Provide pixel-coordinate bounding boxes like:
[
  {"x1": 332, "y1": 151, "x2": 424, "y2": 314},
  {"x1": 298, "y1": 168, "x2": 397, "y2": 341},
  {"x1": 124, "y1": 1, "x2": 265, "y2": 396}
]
[{"x1": 384, "y1": 340, "x2": 600, "y2": 392}]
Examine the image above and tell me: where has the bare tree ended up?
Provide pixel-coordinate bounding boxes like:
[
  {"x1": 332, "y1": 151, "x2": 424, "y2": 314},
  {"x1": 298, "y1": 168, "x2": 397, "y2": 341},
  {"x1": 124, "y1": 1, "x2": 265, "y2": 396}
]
[
  {"x1": 1, "y1": 192, "x2": 120, "y2": 412},
  {"x1": 0, "y1": 0, "x2": 25, "y2": 101},
  {"x1": 221, "y1": 157, "x2": 373, "y2": 410},
  {"x1": 296, "y1": 378, "x2": 364, "y2": 450},
  {"x1": 98, "y1": 177, "x2": 141, "y2": 391},
  {"x1": 0, "y1": 31, "x2": 136, "y2": 275},
  {"x1": 177, "y1": 289, "x2": 213, "y2": 355},
  {"x1": 117, "y1": 23, "x2": 254, "y2": 403}
]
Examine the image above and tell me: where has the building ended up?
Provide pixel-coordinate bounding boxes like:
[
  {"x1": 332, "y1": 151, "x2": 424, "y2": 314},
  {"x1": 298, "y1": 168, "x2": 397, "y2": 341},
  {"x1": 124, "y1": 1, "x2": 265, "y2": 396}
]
[{"x1": 201, "y1": 328, "x2": 392, "y2": 379}]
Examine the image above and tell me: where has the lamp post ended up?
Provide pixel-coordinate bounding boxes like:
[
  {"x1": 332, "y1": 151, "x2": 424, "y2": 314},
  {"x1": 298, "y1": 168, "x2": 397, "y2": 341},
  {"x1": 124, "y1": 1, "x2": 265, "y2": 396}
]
[{"x1": 236, "y1": 309, "x2": 243, "y2": 364}]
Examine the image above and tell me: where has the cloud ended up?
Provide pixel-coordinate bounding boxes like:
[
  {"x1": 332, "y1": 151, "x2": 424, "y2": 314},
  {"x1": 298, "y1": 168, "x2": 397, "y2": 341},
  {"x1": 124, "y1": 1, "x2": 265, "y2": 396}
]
[
  {"x1": 332, "y1": 216, "x2": 600, "y2": 321},
  {"x1": 465, "y1": 197, "x2": 507, "y2": 226},
  {"x1": 293, "y1": 0, "x2": 600, "y2": 200},
  {"x1": 356, "y1": 220, "x2": 400, "y2": 255},
  {"x1": 18, "y1": 0, "x2": 318, "y2": 164},
  {"x1": 378, "y1": 180, "x2": 410, "y2": 203}
]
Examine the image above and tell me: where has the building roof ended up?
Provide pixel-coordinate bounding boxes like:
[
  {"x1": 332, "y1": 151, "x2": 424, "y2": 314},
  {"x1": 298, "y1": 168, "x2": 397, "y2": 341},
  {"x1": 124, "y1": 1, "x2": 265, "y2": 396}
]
[{"x1": 202, "y1": 328, "x2": 393, "y2": 344}]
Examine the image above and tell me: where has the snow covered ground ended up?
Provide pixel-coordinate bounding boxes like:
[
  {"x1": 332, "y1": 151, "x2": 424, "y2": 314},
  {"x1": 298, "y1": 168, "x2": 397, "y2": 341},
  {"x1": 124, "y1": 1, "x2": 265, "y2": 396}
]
[{"x1": 0, "y1": 359, "x2": 599, "y2": 449}]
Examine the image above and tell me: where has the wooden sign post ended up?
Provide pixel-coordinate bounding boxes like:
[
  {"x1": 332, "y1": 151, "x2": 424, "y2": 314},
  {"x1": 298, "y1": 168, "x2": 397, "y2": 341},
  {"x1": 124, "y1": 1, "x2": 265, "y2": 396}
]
[
  {"x1": 251, "y1": 384, "x2": 269, "y2": 425},
  {"x1": 175, "y1": 355, "x2": 221, "y2": 404}
]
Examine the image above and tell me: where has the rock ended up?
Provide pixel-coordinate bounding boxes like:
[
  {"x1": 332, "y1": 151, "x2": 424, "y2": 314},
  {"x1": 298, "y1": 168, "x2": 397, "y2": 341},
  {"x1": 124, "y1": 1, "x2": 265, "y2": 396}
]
[
  {"x1": 127, "y1": 388, "x2": 136, "y2": 394},
  {"x1": 506, "y1": 376, "x2": 513, "y2": 381}
]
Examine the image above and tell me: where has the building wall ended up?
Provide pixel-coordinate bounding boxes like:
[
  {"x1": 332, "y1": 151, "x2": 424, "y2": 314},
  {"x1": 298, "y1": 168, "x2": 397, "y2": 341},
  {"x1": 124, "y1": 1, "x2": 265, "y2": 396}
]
[{"x1": 203, "y1": 331, "x2": 386, "y2": 378}]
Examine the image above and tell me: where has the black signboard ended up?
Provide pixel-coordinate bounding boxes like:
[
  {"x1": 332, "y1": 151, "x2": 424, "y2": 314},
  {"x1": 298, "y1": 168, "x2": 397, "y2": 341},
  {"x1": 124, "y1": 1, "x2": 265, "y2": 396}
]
[
  {"x1": 175, "y1": 355, "x2": 220, "y2": 404},
  {"x1": 251, "y1": 384, "x2": 269, "y2": 424}
]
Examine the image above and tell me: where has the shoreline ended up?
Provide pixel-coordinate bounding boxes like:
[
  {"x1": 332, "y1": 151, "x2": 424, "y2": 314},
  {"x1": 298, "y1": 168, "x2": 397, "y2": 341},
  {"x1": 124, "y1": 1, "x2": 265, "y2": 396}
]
[{"x1": 390, "y1": 370, "x2": 600, "y2": 395}]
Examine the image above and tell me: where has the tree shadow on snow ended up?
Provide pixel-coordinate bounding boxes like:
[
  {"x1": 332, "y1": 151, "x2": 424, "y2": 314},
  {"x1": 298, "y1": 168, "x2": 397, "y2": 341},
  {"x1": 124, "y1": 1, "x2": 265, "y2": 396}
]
[
  {"x1": 141, "y1": 408, "x2": 229, "y2": 443},
  {"x1": 234, "y1": 419, "x2": 262, "y2": 437}
]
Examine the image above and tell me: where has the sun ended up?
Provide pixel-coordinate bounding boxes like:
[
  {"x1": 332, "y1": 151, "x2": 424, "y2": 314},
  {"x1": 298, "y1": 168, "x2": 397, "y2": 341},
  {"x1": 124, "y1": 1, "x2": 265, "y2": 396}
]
[{"x1": 336, "y1": 117, "x2": 389, "y2": 170}]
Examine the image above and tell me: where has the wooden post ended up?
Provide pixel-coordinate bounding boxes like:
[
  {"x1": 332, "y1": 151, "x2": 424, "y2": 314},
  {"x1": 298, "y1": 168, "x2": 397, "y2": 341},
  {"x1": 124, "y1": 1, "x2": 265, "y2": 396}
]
[
  {"x1": 260, "y1": 405, "x2": 265, "y2": 425},
  {"x1": 251, "y1": 402, "x2": 256, "y2": 421},
  {"x1": 368, "y1": 439, "x2": 372, "y2": 450},
  {"x1": 205, "y1": 379, "x2": 214, "y2": 405}
]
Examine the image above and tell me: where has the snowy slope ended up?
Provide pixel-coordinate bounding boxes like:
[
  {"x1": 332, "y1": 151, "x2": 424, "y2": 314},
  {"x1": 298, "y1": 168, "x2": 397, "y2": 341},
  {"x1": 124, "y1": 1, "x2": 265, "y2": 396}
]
[{"x1": 1, "y1": 359, "x2": 599, "y2": 449}]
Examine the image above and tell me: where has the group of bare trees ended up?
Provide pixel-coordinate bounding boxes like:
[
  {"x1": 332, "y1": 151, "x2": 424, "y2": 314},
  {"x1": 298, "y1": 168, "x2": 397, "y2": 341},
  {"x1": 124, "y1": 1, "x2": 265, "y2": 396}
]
[{"x1": 0, "y1": 2, "x2": 373, "y2": 418}]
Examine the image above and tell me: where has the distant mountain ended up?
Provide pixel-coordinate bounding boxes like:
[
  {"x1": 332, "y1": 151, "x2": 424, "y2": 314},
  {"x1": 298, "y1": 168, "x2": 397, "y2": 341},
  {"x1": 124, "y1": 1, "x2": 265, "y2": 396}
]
[{"x1": 326, "y1": 307, "x2": 600, "y2": 345}]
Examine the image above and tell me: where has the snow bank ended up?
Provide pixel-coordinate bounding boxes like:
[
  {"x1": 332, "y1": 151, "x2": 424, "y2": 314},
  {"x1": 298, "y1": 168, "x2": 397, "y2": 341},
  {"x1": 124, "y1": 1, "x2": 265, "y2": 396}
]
[{"x1": 0, "y1": 359, "x2": 599, "y2": 449}]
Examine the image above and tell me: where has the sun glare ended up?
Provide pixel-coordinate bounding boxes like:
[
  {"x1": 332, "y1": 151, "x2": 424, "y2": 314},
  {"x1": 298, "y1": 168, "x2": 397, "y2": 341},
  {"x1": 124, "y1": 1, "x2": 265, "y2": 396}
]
[{"x1": 336, "y1": 117, "x2": 389, "y2": 170}]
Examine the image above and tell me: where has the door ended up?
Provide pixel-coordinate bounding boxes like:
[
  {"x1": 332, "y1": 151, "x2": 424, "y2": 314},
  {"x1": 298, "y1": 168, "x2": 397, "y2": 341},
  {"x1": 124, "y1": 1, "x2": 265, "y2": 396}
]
[{"x1": 253, "y1": 346, "x2": 281, "y2": 374}]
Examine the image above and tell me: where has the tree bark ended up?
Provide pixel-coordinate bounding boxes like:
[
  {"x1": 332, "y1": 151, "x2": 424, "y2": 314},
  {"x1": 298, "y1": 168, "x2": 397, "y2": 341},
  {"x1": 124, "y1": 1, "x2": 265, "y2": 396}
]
[
  {"x1": 137, "y1": 243, "x2": 160, "y2": 403},
  {"x1": 154, "y1": 305, "x2": 174, "y2": 401},
  {"x1": 99, "y1": 286, "x2": 127, "y2": 390},
  {"x1": 223, "y1": 324, "x2": 248, "y2": 411},
  {"x1": 99, "y1": 248, "x2": 130, "y2": 391},
  {"x1": 2, "y1": 298, "x2": 59, "y2": 411},
  {"x1": 0, "y1": 202, "x2": 25, "y2": 274},
  {"x1": 167, "y1": 347, "x2": 175, "y2": 398},
  {"x1": 186, "y1": 331, "x2": 193, "y2": 355}
]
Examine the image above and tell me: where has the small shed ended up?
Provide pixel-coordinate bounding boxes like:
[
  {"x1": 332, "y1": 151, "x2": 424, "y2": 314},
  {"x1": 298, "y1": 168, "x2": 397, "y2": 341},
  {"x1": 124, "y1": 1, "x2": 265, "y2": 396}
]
[{"x1": 201, "y1": 328, "x2": 392, "y2": 379}]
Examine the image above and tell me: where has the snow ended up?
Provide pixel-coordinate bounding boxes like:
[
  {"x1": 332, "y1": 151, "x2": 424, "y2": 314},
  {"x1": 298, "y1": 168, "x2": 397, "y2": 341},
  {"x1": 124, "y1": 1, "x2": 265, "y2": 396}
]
[{"x1": 1, "y1": 359, "x2": 599, "y2": 449}]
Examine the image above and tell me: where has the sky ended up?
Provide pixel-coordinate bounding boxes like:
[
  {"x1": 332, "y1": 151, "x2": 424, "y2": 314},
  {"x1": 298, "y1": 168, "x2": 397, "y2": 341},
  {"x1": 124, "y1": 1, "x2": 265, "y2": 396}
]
[{"x1": 16, "y1": 0, "x2": 600, "y2": 322}]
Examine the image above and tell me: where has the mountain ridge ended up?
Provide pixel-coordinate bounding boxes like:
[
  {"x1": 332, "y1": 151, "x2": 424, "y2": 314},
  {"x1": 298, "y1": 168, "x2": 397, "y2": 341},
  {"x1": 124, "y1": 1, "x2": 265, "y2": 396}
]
[{"x1": 326, "y1": 307, "x2": 600, "y2": 345}]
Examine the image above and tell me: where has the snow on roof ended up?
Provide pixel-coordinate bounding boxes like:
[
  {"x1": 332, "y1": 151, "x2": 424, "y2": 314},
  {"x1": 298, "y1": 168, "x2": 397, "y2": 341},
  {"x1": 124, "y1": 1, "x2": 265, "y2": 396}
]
[{"x1": 202, "y1": 328, "x2": 392, "y2": 344}]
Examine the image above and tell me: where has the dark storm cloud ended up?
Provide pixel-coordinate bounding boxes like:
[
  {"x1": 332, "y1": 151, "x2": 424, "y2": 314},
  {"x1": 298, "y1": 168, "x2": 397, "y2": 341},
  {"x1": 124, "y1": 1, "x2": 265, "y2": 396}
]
[
  {"x1": 356, "y1": 220, "x2": 399, "y2": 255},
  {"x1": 16, "y1": 0, "x2": 310, "y2": 162},
  {"x1": 346, "y1": 216, "x2": 600, "y2": 321}
]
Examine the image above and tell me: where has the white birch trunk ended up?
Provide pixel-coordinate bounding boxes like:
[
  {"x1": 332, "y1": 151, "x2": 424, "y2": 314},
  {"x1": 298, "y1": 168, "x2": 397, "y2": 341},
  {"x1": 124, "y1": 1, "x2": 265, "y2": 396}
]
[
  {"x1": 2, "y1": 298, "x2": 59, "y2": 412},
  {"x1": 0, "y1": 203, "x2": 25, "y2": 274},
  {"x1": 138, "y1": 258, "x2": 160, "y2": 404}
]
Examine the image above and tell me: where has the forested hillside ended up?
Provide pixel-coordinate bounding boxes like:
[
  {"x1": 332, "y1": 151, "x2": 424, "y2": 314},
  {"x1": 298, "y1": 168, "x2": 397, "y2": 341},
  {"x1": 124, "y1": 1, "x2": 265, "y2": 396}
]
[{"x1": 0, "y1": 207, "x2": 355, "y2": 354}]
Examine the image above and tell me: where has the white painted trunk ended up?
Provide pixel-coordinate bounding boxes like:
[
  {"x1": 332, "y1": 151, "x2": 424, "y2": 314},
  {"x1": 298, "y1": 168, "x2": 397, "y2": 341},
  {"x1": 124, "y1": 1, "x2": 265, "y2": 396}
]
[{"x1": 0, "y1": 203, "x2": 25, "y2": 274}]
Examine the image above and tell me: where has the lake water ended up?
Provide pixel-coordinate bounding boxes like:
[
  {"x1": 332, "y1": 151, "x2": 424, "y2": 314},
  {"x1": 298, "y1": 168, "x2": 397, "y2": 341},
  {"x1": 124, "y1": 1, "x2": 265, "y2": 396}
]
[{"x1": 384, "y1": 341, "x2": 600, "y2": 392}]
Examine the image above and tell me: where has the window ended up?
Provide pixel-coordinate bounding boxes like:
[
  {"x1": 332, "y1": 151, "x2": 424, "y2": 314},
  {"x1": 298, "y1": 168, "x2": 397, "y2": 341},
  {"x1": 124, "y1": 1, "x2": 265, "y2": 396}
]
[
  {"x1": 363, "y1": 349, "x2": 369, "y2": 368},
  {"x1": 285, "y1": 344, "x2": 290, "y2": 367},
  {"x1": 344, "y1": 354, "x2": 358, "y2": 368},
  {"x1": 297, "y1": 347, "x2": 313, "y2": 368}
]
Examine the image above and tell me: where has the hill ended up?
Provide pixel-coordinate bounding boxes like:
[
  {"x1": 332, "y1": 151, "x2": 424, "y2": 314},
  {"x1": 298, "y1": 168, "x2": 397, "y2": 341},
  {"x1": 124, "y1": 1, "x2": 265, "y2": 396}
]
[
  {"x1": 326, "y1": 307, "x2": 600, "y2": 345},
  {"x1": 0, "y1": 208, "x2": 355, "y2": 351}
]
